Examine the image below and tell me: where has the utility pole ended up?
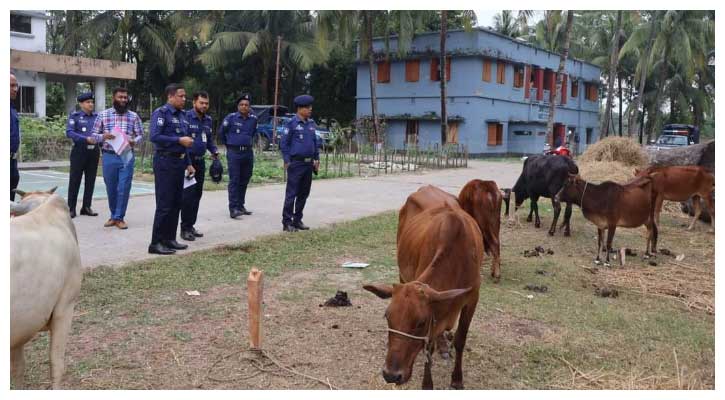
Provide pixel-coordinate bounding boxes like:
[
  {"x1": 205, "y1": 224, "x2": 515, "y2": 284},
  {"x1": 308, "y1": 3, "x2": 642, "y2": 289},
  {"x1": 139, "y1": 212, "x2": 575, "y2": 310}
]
[{"x1": 272, "y1": 36, "x2": 282, "y2": 146}]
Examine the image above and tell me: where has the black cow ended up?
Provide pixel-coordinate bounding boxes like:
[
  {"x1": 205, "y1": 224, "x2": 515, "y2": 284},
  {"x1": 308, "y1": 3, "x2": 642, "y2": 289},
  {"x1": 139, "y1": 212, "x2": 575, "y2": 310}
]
[{"x1": 512, "y1": 154, "x2": 579, "y2": 236}]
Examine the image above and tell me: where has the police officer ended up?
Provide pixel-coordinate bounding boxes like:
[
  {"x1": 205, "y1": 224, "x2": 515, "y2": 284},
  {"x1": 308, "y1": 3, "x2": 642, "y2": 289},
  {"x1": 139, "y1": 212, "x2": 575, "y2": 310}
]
[
  {"x1": 179, "y1": 91, "x2": 219, "y2": 241},
  {"x1": 65, "y1": 92, "x2": 100, "y2": 218},
  {"x1": 148, "y1": 83, "x2": 195, "y2": 255},
  {"x1": 219, "y1": 93, "x2": 257, "y2": 219},
  {"x1": 280, "y1": 95, "x2": 320, "y2": 232},
  {"x1": 10, "y1": 73, "x2": 20, "y2": 201}
]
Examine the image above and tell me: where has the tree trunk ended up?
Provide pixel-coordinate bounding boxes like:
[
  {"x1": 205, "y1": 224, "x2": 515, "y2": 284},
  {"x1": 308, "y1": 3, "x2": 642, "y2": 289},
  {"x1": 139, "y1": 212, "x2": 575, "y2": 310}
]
[
  {"x1": 648, "y1": 48, "x2": 669, "y2": 144},
  {"x1": 440, "y1": 10, "x2": 448, "y2": 145},
  {"x1": 618, "y1": 74, "x2": 623, "y2": 136},
  {"x1": 546, "y1": 11, "x2": 574, "y2": 140},
  {"x1": 629, "y1": 16, "x2": 658, "y2": 137},
  {"x1": 365, "y1": 12, "x2": 380, "y2": 144},
  {"x1": 600, "y1": 11, "x2": 622, "y2": 138}
]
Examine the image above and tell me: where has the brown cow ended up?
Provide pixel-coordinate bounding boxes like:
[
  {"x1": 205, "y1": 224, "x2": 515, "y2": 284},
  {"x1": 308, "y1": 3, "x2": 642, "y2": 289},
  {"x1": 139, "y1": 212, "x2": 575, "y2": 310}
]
[
  {"x1": 396, "y1": 185, "x2": 459, "y2": 244},
  {"x1": 364, "y1": 204, "x2": 483, "y2": 389},
  {"x1": 634, "y1": 165, "x2": 715, "y2": 231},
  {"x1": 555, "y1": 174, "x2": 658, "y2": 266},
  {"x1": 458, "y1": 179, "x2": 503, "y2": 282}
]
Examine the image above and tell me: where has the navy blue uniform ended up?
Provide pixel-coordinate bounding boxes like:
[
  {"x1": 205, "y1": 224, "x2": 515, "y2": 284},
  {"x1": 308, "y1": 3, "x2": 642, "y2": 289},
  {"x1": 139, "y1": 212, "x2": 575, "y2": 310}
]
[
  {"x1": 10, "y1": 102, "x2": 20, "y2": 201},
  {"x1": 280, "y1": 115, "x2": 320, "y2": 226},
  {"x1": 66, "y1": 110, "x2": 100, "y2": 211},
  {"x1": 219, "y1": 111, "x2": 257, "y2": 212},
  {"x1": 180, "y1": 109, "x2": 218, "y2": 232},
  {"x1": 149, "y1": 103, "x2": 191, "y2": 245}
]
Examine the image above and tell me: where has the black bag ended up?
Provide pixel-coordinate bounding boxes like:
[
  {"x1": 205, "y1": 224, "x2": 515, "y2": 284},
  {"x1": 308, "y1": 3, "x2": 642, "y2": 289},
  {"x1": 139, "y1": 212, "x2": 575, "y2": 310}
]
[{"x1": 209, "y1": 158, "x2": 224, "y2": 183}]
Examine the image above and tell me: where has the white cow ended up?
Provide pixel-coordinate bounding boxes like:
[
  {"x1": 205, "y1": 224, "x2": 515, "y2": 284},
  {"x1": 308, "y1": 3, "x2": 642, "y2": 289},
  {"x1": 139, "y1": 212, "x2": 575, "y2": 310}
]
[{"x1": 10, "y1": 187, "x2": 82, "y2": 389}]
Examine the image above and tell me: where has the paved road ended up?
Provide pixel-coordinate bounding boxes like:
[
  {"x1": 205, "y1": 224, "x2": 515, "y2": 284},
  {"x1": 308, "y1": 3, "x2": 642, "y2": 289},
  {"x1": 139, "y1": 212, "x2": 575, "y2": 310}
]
[{"x1": 73, "y1": 160, "x2": 522, "y2": 269}]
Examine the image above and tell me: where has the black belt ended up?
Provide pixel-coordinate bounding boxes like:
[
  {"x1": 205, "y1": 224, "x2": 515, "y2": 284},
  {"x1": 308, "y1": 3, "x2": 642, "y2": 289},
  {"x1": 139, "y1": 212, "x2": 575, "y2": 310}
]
[
  {"x1": 75, "y1": 143, "x2": 99, "y2": 151},
  {"x1": 291, "y1": 156, "x2": 313, "y2": 162},
  {"x1": 227, "y1": 145, "x2": 252, "y2": 152},
  {"x1": 156, "y1": 151, "x2": 186, "y2": 159},
  {"x1": 101, "y1": 149, "x2": 116, "y2": 154}
]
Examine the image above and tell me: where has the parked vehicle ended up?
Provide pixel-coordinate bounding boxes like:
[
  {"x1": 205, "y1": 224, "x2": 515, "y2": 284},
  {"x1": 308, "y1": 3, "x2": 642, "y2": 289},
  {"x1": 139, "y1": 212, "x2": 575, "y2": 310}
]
[
  {"x1": 251, "y1": 105, "x2": 288, "y2": 150},
  {"x1": 648, "y1": 134, "x2": 693, "y2": 150},
  {"x1": 661, "y1": 123, "x2": 700, "y2": 144}
]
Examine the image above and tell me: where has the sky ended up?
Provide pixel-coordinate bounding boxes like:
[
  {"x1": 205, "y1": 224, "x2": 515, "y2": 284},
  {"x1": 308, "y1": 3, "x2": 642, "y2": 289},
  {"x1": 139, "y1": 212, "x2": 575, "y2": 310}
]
[{"x1": 475, "y1": 10, "x2": 543, "y2": 29}]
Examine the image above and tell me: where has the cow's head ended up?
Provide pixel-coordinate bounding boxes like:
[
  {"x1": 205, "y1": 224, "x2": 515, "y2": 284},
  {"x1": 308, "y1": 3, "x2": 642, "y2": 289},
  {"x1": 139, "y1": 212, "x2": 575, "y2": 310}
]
[
  {"x1": 10, "y1": 187, "x2": 58, "y2": 217},
  {"x1": 363, "y1": 281, "x2": 471, "y2": 385},
  {"x1": 554, "y1": 174, "x2": 582, "y2": 204}
]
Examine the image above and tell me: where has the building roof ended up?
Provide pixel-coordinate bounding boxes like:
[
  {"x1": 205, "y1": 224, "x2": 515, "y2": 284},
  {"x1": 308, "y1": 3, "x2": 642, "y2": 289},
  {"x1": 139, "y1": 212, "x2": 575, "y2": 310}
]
[
  {"x1": 368, "y1": 26, "x2": 601, "y2": 70},
  {"x1": 11, "y1": 10, "x2": 50, "y2": 20},
  {"x1": 11, "y1": 50, "x2": 136, "y2": 80}
]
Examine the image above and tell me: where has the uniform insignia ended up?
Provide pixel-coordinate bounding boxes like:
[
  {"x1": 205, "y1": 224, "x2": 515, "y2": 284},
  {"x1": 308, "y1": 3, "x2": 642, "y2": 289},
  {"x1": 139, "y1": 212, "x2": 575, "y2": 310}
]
[
  {"x1": 295, "y1": 125, "x2": 304, "y2": 131},
  {"x1": 69, "y1": 119, "x2": 75, "y2": 125},
  {"x1": 202, "y1": 133, "x2": 207, "y2": 143},
  {"x1": 299, "y1": 134, "x2": 303, "y2": 139},
  {"x1": 81, "y1": 127, "x2": 86, "y2": 132},
  {"x1": 158, "y1": 118, "x2": 164, "y2": 126},
  {"x1": 223, "y1": 120, "x2": 229, "y2": 126}
]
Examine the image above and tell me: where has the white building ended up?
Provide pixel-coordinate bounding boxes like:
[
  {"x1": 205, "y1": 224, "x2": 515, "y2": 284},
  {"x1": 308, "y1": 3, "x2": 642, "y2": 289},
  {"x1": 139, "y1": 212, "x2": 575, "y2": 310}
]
[{"x1": 10, "y1": 10, "x2": 136, "y2": 117}]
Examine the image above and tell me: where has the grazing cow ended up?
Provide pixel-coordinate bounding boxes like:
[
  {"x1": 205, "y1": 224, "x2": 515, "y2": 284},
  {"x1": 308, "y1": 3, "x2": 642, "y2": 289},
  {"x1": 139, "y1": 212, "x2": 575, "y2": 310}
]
[
  {"x1": 512, "y1": 154, "x2": 579, "y2": 236},
  {"x1": 458, "y1": 180, "x2": 503, "y2": 282},
  {"x1": 365, "y1": 204, "x2": 483, "y2": 389},
  {"x1": 10, "y1": 188, "x2": 82, "y2": 389},
  {"x1": 555, "y1": 175, "x2": 658, "y2": 266},
  {"x1": 396, "y1": 185, "x2": 459, "y2": 243},
  {"x1": 634, "y1": 165, "x2": 715, "y2": 231}
]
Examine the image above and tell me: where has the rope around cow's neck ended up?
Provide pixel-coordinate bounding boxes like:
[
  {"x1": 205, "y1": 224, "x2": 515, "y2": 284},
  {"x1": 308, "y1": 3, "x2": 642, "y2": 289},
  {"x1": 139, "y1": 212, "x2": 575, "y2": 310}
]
[
  {"x1": 580, "y1": 180, "x2": 588, "y2": 209},
  {"x1": 387, "y1": 315, "x2": 435, "y2": 365}
]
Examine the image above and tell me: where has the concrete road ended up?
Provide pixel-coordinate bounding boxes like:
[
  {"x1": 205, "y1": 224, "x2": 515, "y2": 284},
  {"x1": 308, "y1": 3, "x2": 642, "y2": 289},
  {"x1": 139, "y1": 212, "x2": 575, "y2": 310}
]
[{"x1": 74, "y1": 160, "x2": 522, "y2": 269}]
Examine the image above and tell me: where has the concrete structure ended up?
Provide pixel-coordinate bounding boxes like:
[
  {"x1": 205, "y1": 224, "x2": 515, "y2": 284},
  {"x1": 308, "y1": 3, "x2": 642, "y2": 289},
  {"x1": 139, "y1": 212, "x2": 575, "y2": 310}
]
[
  {"x1": 10, "y1": 10, "x2": 136, "y2": 117},
  {"x1": 356, "y1": 27, "x2": 602, "y2": 155}
]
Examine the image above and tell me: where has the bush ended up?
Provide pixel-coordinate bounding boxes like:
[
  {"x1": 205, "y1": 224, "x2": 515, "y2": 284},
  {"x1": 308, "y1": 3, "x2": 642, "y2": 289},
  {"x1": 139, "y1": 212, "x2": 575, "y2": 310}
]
[
  {"x1": 19, "y1": 115, "x2": 72, "y2": 161},
  {"x1": 579, "y1": 136, "x2": 648, "y2": 167}
]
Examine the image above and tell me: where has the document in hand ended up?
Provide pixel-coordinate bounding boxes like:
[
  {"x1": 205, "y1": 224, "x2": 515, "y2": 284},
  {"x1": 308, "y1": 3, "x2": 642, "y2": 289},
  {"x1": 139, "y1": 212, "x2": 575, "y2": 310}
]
[
  {"x1": 183, "y1": 176, "x2": 197, "y2": 189},
  {"x1": 108, "y1": 127, "x2": 130, "y2": 155}
]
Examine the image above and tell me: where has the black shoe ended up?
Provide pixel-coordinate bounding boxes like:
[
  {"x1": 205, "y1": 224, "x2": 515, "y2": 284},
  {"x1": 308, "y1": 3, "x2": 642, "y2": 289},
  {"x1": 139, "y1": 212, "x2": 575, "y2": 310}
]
[
  {"x1": 180, "y1": 230, "x2": 196, "y2": 241},
  {"x1": 283, "y1": 224, "x2": 298, "y2": 232},
  {"x1": 240, "y1": 207, "x2": 253, "y2": 215},
  {"x1": 69, "y1": 209, "x2": 76, "y2": 219},
  {"x1": 293, "y1": 221, "x2": 310, "y2": 230},
  {"x1": 230, "y1": 209, "x2": 243, "y2": 219},
  {"x1": 80, "y1": 207, "x2": 98, "y2": 216},
  {"x1": 190, "y1": 227, "x2": 204, "y2": 237},
  {"x1": 162, "y1": 240, "x2": 188, "y2": 250},
  {"x1": 149, "y1": 243, "x2": 176, "y2": 255}
]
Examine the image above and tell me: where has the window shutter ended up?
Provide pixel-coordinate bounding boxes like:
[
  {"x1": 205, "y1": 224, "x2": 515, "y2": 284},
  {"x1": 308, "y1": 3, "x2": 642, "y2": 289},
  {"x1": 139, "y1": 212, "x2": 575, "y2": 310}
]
[
  {"x1": 483, "y1": 60, "x2": 491, "y2": 82},
  {"x1": 405, "y1": 60, "x2": 420, "y2": 82}
]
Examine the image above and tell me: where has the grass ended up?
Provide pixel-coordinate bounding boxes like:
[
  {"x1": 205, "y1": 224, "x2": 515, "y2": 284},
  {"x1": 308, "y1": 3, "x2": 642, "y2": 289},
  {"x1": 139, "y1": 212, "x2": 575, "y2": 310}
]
[{"x1": 17, "y1": 206, "x2": 714, "y2": 389}]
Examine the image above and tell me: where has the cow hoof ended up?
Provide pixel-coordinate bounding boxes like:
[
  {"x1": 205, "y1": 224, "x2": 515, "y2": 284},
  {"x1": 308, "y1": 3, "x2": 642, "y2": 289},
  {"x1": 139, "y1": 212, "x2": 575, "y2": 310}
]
[
  {"x1": 535, "y1": 223, "x2": 541, "y2": 228},
  {"x1": 564, "y1": 231, "x2": 571, "y2": 237},
  {"x1": 548, "y1": 230, "x2": 554, "y2": 236},
  {"x1": 450, "y1": 382, "x2": 464, "y2": 390},
  {"x1": 492, "y1": 276, "x2": 501, "y2": 284},
  {"x1": 604, "y1": 262, "x2": 611, "y2": 268},
  {"x1": 594, "y1": 260, "x2": 601, "y2": 265},
  {"x1": 526, "y1": 217, "x2": 532, "y2": 222}
]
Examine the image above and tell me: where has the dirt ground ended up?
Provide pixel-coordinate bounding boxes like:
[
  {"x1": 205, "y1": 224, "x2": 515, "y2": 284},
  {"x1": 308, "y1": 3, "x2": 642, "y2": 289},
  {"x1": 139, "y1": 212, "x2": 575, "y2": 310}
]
[{"x1": 18, "y1": 204, "x2": 715, "y2": 390}]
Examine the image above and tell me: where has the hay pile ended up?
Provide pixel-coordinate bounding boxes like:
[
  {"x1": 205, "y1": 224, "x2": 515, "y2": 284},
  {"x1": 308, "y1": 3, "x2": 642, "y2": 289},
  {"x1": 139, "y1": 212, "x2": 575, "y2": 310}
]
[
  {"x1": 578, "y1": 160, "x2": 635, "y2": 184},
  {"x1": 579, "y1": 136, "x2": 648, "y2": 166}
]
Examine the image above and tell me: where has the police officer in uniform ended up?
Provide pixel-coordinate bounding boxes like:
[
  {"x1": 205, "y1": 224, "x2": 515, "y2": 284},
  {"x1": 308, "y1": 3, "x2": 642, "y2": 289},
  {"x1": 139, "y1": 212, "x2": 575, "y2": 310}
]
[
  {"x1": 219, "y1": 94, "x2": 257, "y2": 219},
  {"x1": 148, "y1": 83, "x2": 195, "y2": 255},
  {"x1": 280, "y1": 95, "x2": 320, "y2": 232},
  {"x1": 180, "y1": 91, "x2": 219, "y2": 241},
  {"x1": 10, "y1": 73, "x2": 20, "y2": 201},
  {"x1": 65, "y1": 92, "x2": 100, "y2": 218}
]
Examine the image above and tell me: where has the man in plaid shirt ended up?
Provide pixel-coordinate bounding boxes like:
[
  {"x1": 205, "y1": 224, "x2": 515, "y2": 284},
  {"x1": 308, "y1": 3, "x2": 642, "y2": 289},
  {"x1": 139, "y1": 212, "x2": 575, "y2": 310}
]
[{"x1": 90, "y1": 87, "x2": 144, "y2": 229}]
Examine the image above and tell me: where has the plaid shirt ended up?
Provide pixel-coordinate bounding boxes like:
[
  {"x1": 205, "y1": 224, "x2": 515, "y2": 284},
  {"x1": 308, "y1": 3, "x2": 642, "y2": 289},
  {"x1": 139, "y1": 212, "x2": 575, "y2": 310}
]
[{"x1": 91, "y1": 108, "x2": 145, "y2": 152}]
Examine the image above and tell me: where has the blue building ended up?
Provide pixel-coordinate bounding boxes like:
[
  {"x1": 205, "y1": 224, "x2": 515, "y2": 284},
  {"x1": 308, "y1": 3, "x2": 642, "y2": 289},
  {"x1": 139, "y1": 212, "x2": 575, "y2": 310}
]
[{"x1": 356, "y1": 27, "x2": 602, "y2": 155}]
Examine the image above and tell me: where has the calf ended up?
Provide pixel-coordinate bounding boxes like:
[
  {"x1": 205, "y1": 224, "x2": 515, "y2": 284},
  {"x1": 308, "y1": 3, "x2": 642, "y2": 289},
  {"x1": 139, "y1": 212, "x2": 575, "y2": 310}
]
[
  {"x1": 458, "y1": 179, "x2": 503, "y2": 282},
  {"x1": 11, "y1": 188, "x2": 82, "y2": 389},
  {"x1": 634, "y1": 165, "x2": 714, "y2": 231},
  {"x1": 555, "y1": 175, "x2": 658, "y2": 266},
  {"x1": 365, "y1": 204, "x2": 483, "y2": 389},
  {"x1": 512, "y1": 154, "x2": 579, "y2": 236}
]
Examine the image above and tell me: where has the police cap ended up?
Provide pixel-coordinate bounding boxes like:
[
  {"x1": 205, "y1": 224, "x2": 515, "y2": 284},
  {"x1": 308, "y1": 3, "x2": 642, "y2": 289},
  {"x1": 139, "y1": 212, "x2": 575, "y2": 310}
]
[
  {"x1": 236, "y1": 93, "x2": 252, "y2": 105},
  {"x1": 293, "y1": 94, "x2": 314, "y2": 108},
  {"x1": 77, "y1": 92, "x2": 94, "y2": 103}
]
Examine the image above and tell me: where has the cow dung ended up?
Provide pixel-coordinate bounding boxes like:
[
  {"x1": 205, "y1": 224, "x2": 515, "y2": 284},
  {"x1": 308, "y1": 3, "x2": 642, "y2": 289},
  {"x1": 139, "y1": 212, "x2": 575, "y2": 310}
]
[
  {"x1": 659, "y1": 248, "x2": 675, "y2": 257},
  {"x1": 648, "y1": 261, "x2": 658, "y2": 267},
  {"x1": 595, "y1": 286, "x2": 619, "y2": 298},
  {"x1": 524, "y1": 284, "x2": 548, "y2": 293},
  {"x1": 625, "y1": 248, "x2": 637, "y2": 257},
  {"x1": 322, "y1": 290, "x2": 352, "y2": 307}
]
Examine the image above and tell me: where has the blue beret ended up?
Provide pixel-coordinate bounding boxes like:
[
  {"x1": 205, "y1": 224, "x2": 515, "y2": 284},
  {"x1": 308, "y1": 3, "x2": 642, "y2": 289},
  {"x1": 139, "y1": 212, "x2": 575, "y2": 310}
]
[
  {"x1": 77, "y1": 92, "x2": 94, "y2": 103},
  {"x1": 294, "y1": 95, "x2": 314, "y2": 107},
  {"x1": 236, "y1": 93, "x2": 252, "y2": 105}
]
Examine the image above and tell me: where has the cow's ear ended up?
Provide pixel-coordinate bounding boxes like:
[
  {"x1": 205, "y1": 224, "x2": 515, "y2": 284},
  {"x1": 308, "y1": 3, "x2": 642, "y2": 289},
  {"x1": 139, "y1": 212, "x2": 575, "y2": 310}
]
[
  {"x1": 427, "y1": 287, "x2": 472, "y2": 303},
  {"x1": 13, "y1": 189, "x2": 26, "y2": 198},
  {"x1": 47, "y1": 186, "x2": 58, "y2": 194},
  {"x1": 363, "y1": 284, "x2": 394, "y2": 299}
]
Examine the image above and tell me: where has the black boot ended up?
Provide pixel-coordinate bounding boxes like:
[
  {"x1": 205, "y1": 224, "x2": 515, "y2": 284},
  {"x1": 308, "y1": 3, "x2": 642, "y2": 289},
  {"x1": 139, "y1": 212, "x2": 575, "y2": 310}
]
[
  {"x1": 149, "y1": 243, "x2": 175, "y2": 255},
  {"x1": 69, "y1": 209, "x2": 76, "y2": 219},
  {"x1": 162, "y1": 240, "x2": 188, "y2": 250},
  {"x1": 283, "y1": 224, "x2": 298, "y2": 232},
  {"x1": 240, "y1": 207, "x2": 253, "y2": 215},
  {"x1": 294, "y1": 221, "x2": 310, "y2": 230},
  {"x1": 190, "y1": 227, "x2": 204, "y2": 237},
  {"x1": 80, "y1": 207, "x2": 98, "y2": 216},
  {"x1": 180, "y1": 230, "x2": 196, "y2": 241},
  {"x1": 230, "y1": 209, "x2": 243, "y2": 219}
]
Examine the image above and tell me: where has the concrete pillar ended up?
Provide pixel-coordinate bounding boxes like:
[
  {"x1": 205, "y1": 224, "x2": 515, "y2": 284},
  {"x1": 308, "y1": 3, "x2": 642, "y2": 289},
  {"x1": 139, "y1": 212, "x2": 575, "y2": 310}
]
[
  {"x1": 64, "y1": 79, "x2": 77, "y2": 115},
  {"x1": 94, "y1": 78, "x2": 106, "y2": 111}
]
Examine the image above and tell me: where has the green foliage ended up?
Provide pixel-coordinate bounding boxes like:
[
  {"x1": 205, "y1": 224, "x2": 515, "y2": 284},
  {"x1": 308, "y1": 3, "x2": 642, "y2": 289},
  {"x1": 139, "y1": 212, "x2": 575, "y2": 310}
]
[{"x1": 18, "y1": 116, "x2": 71, "y2": 161}]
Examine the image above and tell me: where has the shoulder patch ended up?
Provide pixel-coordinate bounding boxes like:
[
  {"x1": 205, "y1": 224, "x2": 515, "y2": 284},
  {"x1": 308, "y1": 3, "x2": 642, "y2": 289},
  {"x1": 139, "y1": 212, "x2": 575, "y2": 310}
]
[
  {"x1": 223, "y1": 119, "x2": 229, "y2": 126},
  {"x1": 69, "y1": 119, "x2": 75, "y2": 125},
  {"x1": 157, "y1": 117, "x2": 165, "y2": 126}
]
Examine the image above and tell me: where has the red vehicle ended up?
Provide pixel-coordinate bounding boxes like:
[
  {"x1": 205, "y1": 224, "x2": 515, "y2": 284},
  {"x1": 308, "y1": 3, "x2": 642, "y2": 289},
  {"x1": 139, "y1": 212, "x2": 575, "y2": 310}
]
[{"x1": 542, "y1": 143, "x2": 572, "y2": 158}]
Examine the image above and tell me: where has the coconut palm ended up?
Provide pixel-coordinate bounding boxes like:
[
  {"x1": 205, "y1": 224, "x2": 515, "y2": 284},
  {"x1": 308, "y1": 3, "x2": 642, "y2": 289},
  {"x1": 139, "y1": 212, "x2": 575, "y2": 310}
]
[
  {"x1": 545, "y1": 11, "x2": 574, "y2": 141},
  {"x1": 599, "y1": 11, "x2": 623, "y2": 137}
]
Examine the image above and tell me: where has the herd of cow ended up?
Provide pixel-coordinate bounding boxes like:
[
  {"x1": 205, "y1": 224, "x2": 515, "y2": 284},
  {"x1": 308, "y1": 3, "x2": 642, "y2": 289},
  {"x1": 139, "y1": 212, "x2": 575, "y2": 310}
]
[
  {"x1": 363, "y1": 154, "x2": 715, "y2": 389},
  {"x1": 9, "y1": 154, "x2": 715, "y2": 390}
]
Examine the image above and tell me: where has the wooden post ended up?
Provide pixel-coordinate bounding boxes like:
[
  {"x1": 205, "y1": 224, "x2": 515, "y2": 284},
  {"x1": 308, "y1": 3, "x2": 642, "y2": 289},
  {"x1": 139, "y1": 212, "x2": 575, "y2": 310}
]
[{"x1": 247, "y1": 268, "x2": 263, "y2": 349}]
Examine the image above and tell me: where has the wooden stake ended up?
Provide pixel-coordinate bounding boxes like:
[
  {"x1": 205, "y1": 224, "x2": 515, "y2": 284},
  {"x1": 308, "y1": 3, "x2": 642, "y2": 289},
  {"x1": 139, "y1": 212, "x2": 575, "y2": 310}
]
[{"x1": 247, "y1": 268, "x2": 263, "y2": 349}]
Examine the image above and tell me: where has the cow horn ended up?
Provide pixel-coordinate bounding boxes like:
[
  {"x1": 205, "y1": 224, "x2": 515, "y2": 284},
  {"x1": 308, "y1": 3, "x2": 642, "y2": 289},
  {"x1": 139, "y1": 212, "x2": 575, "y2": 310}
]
[
  {"x1": 10, "y1": 201, "x2": 32, "y2": 216},
  {"x1": 47, "y1": 186, "x2": 58, "y2": 194},
  {"x1": 13, "y1": 189, "x2": 26, "y2": 198}
]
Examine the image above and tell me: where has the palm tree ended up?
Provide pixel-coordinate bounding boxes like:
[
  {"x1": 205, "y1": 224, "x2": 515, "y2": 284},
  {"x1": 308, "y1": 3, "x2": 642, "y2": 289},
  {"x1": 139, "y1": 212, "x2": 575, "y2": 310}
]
[
  {"x1": 533, "y1": 11, "x2": 565, "y2": 52},
  {"x1": 440, "y1": 10, "x2": 448, "y2": 144},
  {"x1": 599, "y1": 11, "x2": 623, "y2": 137},
  {"x1": 493, "y1": 11, "x2": 519, "y2": 37},
  {"x1": 545, "y1": 11, "x2": 574, "y2": 142}
]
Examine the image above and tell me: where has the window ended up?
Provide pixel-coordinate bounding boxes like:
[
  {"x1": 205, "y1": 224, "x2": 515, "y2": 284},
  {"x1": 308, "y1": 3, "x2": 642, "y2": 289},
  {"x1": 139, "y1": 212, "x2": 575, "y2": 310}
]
[
  {"x1": 496, "y1": 61, "x2": 506, "y2": 84},
  {"x1": 10, "y1": 14, "x2": 32, "y2": 34},
  {"x1": 513, "y1": 130, "x2": 533, "y2": 136},
  {"x1": 447, "y1": 122, "x2": 459, "y2": 144},
  {"x1": 406, "y1": 120, "x2": 419, "y2": 145},
  {"x1": 13, "y1": 86, "x2": 36, "y2": 114},
  {"x1": 586, "y1": 128, "x2": 593, "y2": 144},
  {"x1": 405, "y1": 60, "x2": 420, "y2": 82},
  {"x1": 513, "y1": 65, "x2": 525, "y2": 88},
  {"x1": 543, "y1": 70, "x2": 553, "y2": 91},
  {"x1": 483, "y1": 59, "x2": 492, "y2": 82},
  {"x1": 430, "y1": 57, "x2": 451, "y2": 81},
  {"x1": 377, "y1": 61, "x2": 391, "y2": 83},
  {"x1": 571, "y1": 79, "x2": 579, "y2": 98},
  {"x1": 584, "y1": 82, "x2": 598, "y2": 101},
  {"x1": 487, "y1": 122, "x2": 503, "y2": 146}
]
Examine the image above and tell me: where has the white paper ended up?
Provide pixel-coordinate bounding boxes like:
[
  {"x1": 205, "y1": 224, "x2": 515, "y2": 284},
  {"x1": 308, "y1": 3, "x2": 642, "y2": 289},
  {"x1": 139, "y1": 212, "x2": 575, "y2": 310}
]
[
  {"x1": 107, "y1": 127, "x2": 130, "y2": 155},
  {"x1": 185, "y1": 290, "x2": 200, "y2": 296},
  {"x1": 184, "y1": 177, "x2": 197, "y2": 189},
  {"x1": 341, "y1": 262, "x2": 370, "y2": 269}
]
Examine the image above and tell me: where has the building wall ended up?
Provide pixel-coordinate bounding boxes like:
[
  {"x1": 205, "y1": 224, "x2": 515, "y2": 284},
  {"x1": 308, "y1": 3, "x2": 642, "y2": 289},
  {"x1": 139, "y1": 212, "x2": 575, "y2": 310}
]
[
  {"x1": 10, "y1": 16, "x2": 47, "y2": 52},
  {"x1": 12, "y1": 69, "x2": 47, "y2": 118}
]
